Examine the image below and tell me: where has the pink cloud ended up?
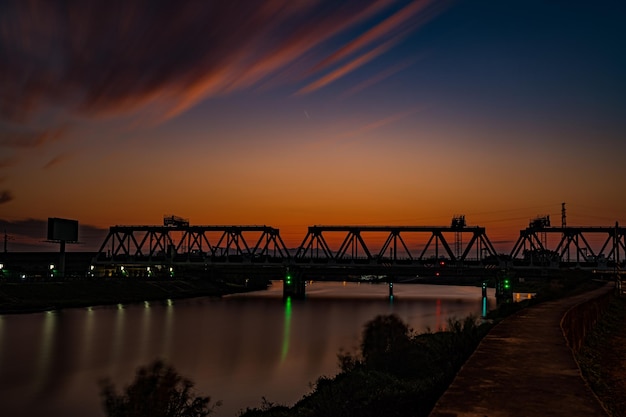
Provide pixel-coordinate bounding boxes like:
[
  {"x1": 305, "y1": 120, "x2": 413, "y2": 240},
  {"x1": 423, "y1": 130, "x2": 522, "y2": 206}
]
[{"x1": 0, "y1": 0, "x2": 437, "y2": 126}]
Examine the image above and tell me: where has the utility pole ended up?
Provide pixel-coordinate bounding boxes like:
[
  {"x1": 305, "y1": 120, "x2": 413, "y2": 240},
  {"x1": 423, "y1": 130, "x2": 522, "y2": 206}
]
[
  {"x1": 4, "y1": 229, "x2": 8, "y2": 253},
  {"x1": 562, "y1": 203, "x2": 568, "y2": 262}
]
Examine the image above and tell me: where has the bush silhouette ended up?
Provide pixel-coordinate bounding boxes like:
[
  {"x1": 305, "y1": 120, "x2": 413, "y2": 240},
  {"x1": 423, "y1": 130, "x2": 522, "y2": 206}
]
[{"x1": 99, "y1": 359, "x2": 220, "y2": 417}]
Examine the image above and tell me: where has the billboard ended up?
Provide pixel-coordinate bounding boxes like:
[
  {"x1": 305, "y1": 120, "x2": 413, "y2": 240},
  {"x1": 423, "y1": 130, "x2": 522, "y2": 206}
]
[{"x1": 47, "y1": 218, "x2": 79, "y2": 242}]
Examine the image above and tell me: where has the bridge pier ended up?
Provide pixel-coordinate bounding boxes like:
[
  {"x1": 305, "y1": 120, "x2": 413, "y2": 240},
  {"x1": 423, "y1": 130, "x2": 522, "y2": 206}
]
[
  {"x1": 283, "y1": 267, "x2": 306, "y2": 299},
  {"x1": 495, "y1": 272, "x2": 513, "y2": 303}
]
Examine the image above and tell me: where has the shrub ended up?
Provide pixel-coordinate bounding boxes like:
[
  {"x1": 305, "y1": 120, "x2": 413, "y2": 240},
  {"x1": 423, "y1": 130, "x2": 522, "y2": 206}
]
[{"x1": 99, "y1": 359, "x2": 220, "y2": 417}]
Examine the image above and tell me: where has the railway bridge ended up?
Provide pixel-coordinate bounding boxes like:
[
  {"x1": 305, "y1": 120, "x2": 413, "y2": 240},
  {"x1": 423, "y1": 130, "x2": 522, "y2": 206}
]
[{"x1": 89, "y1": 215, "x2": 625, "y2": 298}]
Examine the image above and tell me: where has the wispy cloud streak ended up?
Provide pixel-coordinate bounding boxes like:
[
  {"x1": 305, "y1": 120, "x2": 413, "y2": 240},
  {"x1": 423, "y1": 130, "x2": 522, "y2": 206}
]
[
  {"x1": 338, "y1": 59, "x2": 416, "y2": 99},
  {"x1": 0, "y1": 126, "x2": 67, "y2": 149},
  {"x1": 43, "y1": 152, "x2": 75, "y2": 170},
  {"x1": 296, "y1": 40, "x2": 398, "y2": 96},
  {"x1": 307, "y1": 0, "x2": 435, "y2": 76},
  {"x1": 308, "y1": 106, "x2": 424, "y2": 149},
  {"x1": 0, "y1": 0, "x2": 440, "y2": 129}
]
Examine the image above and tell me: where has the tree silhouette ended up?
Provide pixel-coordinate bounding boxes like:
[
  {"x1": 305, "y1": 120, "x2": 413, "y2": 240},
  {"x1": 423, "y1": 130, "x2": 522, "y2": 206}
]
[
  {"x1": 361, "y1": 314, "x2": 411, "y2": 365},
  {"x1": 99, "y1": 359, "x2": 220, "y2": 417}
]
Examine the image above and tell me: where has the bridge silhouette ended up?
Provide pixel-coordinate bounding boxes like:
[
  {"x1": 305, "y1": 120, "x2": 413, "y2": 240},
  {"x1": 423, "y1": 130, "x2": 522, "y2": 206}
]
[{"x1": 91, "y1": 216, "x2": 625, "y2": 272}]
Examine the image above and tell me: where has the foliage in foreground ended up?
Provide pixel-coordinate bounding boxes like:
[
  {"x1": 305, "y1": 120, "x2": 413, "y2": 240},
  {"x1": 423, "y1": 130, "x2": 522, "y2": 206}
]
[
  {"x1": 99, "y1": 359, "x2": 221, "y2": 417},
  {"x1": 240, "y1": 314, "x2": 491, "y2": 417}
]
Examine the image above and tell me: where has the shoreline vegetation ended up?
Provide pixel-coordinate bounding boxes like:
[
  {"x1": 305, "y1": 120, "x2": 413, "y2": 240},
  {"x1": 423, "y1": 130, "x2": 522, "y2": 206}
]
[{"x1": 238, "y1": 314, "x2": 491, "y2": 417}]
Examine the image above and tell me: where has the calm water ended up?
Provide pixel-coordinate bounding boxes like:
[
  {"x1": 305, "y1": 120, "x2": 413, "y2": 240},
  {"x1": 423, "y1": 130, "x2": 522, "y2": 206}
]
[{"x1": 0, "y1": 281, "x2": 500, "y2": 417}]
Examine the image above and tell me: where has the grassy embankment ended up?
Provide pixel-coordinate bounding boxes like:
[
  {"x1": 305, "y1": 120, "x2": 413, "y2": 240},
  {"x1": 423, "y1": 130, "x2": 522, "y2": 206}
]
[{"x1": 576, "y1": 292, "x2": 626, "y2": 417}]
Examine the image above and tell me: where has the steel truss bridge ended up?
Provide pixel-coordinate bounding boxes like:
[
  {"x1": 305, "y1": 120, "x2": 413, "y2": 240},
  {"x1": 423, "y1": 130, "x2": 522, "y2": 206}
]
[
  {"x1": 510, "y1": 224, "x2": 626, "y2": 266},
  {"x1": 93, "y1": 225, "x2": 290, "y2": 264},
  {"x1": 91, "y1": 220, "x2": 625, "y2": 273},
  {"x1": 295, "y1": 225, "x2": 497, "y2": 264},
  {"x1": 92, "y1": 223, "x2": 497, "y2": 268}
]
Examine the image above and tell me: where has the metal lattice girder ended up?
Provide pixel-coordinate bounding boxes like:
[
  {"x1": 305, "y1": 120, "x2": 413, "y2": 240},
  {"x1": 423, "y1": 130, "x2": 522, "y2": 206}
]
[
  {"x1": 294, "y1": 225, "x2": 496, "y2": 262},
  {"x1": 93, "y1": 225, "x2": 290, "y2": 263},
  {"x1": 509, "y1": 225, "x2": 626, "y2": 261},
  {"x1": 295, "y1": 227, "x2": 335, "y2": 259}
]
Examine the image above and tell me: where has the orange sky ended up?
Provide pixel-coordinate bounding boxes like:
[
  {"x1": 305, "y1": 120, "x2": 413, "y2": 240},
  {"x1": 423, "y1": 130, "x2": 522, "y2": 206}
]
[{"x1": 1, "y1": 0, "x2": 625, "y2": 252}]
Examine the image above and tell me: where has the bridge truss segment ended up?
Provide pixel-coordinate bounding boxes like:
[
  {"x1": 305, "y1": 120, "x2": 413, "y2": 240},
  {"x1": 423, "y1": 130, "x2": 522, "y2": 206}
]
[
  {"x1": 294, "y1": 225, "x2": 498, "y2": 264},
  {"x1": 92, "y1": 225, "x2": 291, "y2": 264},
  {"x1": 509, "y1": 224, "x2": 626, "y2": 264}
]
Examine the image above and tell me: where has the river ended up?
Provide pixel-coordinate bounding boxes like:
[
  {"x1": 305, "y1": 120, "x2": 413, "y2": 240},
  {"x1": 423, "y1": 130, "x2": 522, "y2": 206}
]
[{"x1": 0, "y1": 281, "x2": 510, "y2": 417}]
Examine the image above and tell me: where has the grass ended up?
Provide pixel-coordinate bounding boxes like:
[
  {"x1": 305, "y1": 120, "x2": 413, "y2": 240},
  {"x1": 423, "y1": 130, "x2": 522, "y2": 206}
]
[{"x1": 576, "y1": 293, "x2": 626, "y2": 417}]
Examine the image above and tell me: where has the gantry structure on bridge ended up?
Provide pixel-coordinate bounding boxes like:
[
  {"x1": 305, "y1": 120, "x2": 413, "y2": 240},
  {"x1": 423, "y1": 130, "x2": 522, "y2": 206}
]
[{"x1": 510, "y1": 215, "x2": 625, "y2": 266}]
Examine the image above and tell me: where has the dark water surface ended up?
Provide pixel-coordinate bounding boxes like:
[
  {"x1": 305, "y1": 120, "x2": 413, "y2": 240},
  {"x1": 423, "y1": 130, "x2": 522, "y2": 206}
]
[{"x1": 0, "y1": 282, "x2": 500, "y2": 417}]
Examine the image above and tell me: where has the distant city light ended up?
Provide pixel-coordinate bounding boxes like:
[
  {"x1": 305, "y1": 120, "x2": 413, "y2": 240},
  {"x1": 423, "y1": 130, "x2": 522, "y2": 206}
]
[{"x1": 49, "y1": 264, "x2": 55, "y2": 270}]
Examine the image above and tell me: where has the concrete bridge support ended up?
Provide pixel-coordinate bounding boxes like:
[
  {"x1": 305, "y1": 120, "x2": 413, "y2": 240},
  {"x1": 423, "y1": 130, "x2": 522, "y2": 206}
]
[{"x1": 283, "y1": 267, "x2": 306, "y2": 299}]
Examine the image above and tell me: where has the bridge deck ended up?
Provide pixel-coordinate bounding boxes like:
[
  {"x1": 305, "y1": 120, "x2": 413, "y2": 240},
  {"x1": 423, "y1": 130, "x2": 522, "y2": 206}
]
[{"x1": 429, "y1": 284, "x2": 612, "y2": 417}]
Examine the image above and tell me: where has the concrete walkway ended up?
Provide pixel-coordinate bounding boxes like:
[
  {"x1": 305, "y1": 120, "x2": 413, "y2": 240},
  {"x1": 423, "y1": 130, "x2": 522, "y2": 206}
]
[{"x1": 429, "y1": 285, "x2": 612, "y2": 417}]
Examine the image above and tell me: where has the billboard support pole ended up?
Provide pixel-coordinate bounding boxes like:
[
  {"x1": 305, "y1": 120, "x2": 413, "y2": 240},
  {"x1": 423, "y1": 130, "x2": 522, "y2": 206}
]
[{"x1": 59, "y1": 240, "x2": 66, "y2": 279}]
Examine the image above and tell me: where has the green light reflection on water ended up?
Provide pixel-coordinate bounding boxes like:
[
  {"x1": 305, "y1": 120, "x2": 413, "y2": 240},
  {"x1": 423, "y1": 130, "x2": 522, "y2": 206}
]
[{"x1": 280, "y1": 296, "x2": 292, "y2": 363}]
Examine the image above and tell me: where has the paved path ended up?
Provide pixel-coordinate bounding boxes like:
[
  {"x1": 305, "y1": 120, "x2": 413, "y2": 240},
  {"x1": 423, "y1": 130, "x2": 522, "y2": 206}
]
[{"x1": 429, "y1": 285, "x2": 612, "y2": 417}]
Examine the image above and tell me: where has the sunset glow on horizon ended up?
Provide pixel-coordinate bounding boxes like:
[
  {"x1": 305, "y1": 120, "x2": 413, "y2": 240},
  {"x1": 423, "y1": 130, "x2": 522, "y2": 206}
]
[{"x1": 1, "y1": 0, "x2": 625, "y2": 252}]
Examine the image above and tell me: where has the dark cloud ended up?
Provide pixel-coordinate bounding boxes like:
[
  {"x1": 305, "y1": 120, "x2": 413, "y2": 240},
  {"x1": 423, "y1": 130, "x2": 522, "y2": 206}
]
[
  {"x1": 0, "y1": 157, "x2": 18, "y2": 168},
  {"x1": 0, "y1": 190, "x2": 13, "y2": 204},
  {"x1": 0, "y1": 0, "x2": 437, "y2": 125},
  {"x1": 0, "y1": 125, "x2": 67, "y2": 148}
]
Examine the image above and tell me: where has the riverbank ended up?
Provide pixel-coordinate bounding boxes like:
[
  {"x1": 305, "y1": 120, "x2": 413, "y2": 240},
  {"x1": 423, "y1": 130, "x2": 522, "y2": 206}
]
[
  {"x1": 237, "y1": 272, "x2": 612, "y2": 417},
  {"x1": 430, "y1": 284, "x2": 612, "y2": 417},
  {"x1": 0, "y1": 278, "x2": 269, "y2": 314},
  {"x1": 576, "y1": 293, "x2": 626, "y2": 417}
]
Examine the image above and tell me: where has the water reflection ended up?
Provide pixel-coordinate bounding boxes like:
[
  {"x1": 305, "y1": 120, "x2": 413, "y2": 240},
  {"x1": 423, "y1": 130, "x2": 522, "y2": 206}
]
[
  {"x1": 79, "y1": 307, "x2": 95, "y2": 368},
  {"x1": 482, "y1": 295, "x2": 488, "y2": 318},
  {"x1": 0, "y1": 282, "x2": 496, "y2": 417},
  {"x1": 34, "y1": 311, "x2": 57, "y2": 396},
  {"x1": 139, "y1": 301, "x2": 151, "y2": 359},
  {"x1": 162, "y1": 299, "x2": 174, "y2": 358},
  {"x1": 281, "y1": 296, "x2": 292, "y2": 363}
]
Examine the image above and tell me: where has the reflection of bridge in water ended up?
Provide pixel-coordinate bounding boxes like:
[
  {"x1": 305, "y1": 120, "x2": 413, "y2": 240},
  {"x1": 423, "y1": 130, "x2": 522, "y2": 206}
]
[{"x1": 91, "y1": 216, "x2": 626, "y2": 294}]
